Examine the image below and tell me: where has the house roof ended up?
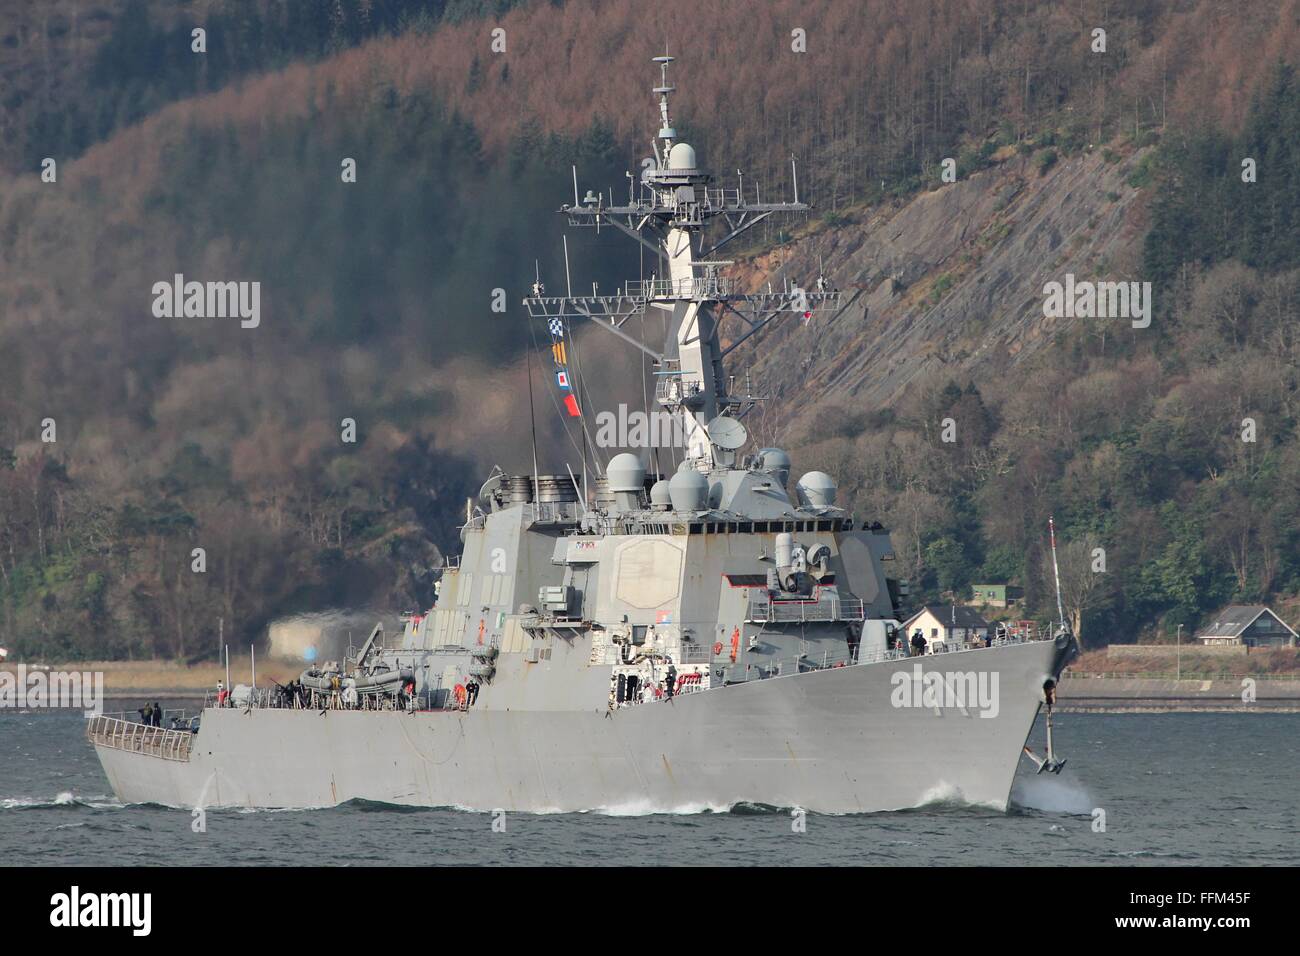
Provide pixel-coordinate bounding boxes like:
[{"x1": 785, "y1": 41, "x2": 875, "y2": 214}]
[
  {"x1": 902, "y1": 605, "x2": 991, "y2": 631},
  {"x1": 1195, "y1": 605, "x2": 1298, "y2": 639}
]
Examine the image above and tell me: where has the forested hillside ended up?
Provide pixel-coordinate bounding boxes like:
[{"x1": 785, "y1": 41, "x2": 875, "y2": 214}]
[
  {"x1": 735, "y1": 64, "x2": 1300, "y2": 646},
  {"x1": 0, "y1": 0, "x2": 1297, "y2": 659},
  {"x1": 0, "y1": 0, "x2": 524, "y2": 171}
]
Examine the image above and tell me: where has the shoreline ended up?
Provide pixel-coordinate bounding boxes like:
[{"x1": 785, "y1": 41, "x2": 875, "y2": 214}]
[
  {"x1": 1055, "y1": 675, "x2": 1300, "y2": 713},
  {"x1": 1, "y1": 660, "x2": 303, "y2": 700},
  {"x1": 7, "y1": 665, "x2": 1300, "y2": 714}
]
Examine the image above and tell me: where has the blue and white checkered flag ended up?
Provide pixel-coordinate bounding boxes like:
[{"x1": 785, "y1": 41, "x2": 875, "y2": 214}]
[{"x1": 549, "y1": 318, "x2": 564, "y2": 337}]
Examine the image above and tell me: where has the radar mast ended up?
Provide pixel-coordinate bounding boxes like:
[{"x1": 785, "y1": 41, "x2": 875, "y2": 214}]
[{"x1": 524, "y1": 57, "x2": 838, "y2": 469}]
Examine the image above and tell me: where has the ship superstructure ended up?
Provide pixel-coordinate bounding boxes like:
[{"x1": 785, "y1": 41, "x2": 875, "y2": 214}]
[{"x1": 88, "y1": 60, "x2": 1077, "y2": 814}]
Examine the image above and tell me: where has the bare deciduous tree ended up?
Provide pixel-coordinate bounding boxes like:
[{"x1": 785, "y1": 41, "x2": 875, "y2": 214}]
[{"x1": 1042, "y1": 533, "x2": 1111, "y2": 647}]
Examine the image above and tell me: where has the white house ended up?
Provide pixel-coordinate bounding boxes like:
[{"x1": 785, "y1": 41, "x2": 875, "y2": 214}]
[{"x1": 900, "y1": 605, "x2": 991, "y2": 652}]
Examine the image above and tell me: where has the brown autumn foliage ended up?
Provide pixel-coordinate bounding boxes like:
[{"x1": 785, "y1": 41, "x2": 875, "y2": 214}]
[
  {"x1": 1, "y1": 1, "x2": 1298, "y2": 660},
  {"x1": 58, "y1": 0, "x2": 1300, "y2": 210}
]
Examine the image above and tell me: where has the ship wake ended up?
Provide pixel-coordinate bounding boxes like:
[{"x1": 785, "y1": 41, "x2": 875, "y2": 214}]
[
  {"x1": 1, "y1": 791, "x2": 124, "y2": 811},
  {"x1": 1010, "y1": 771, "x2": 1095, "y2": 815}
]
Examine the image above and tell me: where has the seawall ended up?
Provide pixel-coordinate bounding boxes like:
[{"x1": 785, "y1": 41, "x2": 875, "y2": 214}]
[{"x1": 1058, "y1": 675, "x2": 1300, "y2": 712}]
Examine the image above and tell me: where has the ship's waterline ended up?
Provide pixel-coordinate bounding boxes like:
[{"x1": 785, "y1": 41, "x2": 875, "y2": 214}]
[
  {"x1": 11, "y1": 710, "x2": 1298, "y2": 867},
  {"x1": 92, "y1": 641, "x2": 1062, "y2": 814}
]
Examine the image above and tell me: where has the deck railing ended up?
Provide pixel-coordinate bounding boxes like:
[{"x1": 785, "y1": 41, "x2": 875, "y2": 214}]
[
  {"x1": 654, "y1": 376, "x2": 704, "y2": 404},
  {"x1": 636, "y1": 630, "x2": 1049, "y2": 704},
  {"x1": 747, "y1": 595, "x2": 866, "y2": 624},
  {"x1": 678, "y1": 643, "x2": 714, "y2": 664},
  {"x1": 86, "y1": 714, "x2": 194, "y2": 762},
  {"x1": 625, "y1": 276, "x2": 734, "y2": 300}
]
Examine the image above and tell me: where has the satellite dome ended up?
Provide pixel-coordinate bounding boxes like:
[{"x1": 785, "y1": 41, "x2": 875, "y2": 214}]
[
  {"x1": 795, "y1": 471, "x2": 837, "y2": 509},
  {"x1": 649, "y1": 479, "x2": 672, "y2": 509},
  {"x1": 668, "y1": 468, "x2": 709, "y2": 512},
  {"x1": 606, "y1": 453, "x2": 645, "y2": 493},
  {"x1": 756, "y1": 447, "x2": 792, "y2": 487},
  {"x1": 667, "y1": 142, "x2": 697, "y2": 170}
]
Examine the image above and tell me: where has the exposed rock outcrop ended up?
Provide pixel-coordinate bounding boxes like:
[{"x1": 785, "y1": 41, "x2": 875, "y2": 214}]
[{"x1": 730, "y1": 146, "x2": 1152, "y2": 426}]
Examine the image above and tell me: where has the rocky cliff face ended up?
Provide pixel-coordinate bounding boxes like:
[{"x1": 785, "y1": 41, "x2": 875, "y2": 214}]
[{"x1": 729, "y1": 145, "x2": 1153, "y2": 432}]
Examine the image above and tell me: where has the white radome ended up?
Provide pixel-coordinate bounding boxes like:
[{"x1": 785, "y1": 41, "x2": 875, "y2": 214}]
[{"x1": 667, "y1": 142, "x2": 697, "y2": 170}]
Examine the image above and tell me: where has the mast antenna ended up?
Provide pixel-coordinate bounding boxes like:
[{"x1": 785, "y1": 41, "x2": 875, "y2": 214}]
[
  {"x1": 653, "y1": 54, "x2": 676, "y2": 142},
  {"x1": 522, "y1": 57, "x2": 840, "y2": 469},
  {"x1": 1048, "y1": 515, "x2": 1066, "y2": 632},
  {"x1": 526, "y1": 327, "x2": 541, "y2": 496},
  {"x1": 563, "y1": 235, "x2": 572, "y2": 298}
]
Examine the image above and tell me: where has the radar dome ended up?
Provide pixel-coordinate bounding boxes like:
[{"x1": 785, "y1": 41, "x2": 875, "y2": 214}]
[
  {"x1": 795, "y1": 471, "x2": 837, "y2": 509},
  {"x1": 667, "y1": 142, "x2": 697, "y2": 170},
  {"x1": 668, "y1": 468, "x2": 709, "y2": 512},
  {"x1": 756, "y1": 448, "x2": 792, "y2": 487},
  {"x1": 606, "y1": 453, "x2": 645, "y2": 493},
  {"x1": 649, "y1": 479, "x2": 672, "y2": 509}
]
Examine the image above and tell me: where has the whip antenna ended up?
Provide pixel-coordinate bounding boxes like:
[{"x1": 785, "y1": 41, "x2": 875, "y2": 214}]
[
  {"x1": 526, "y1": 319, "x2": 540, "y2": 495},
  {"x1": 1049, "y1": 515, "x2": 1066, "y2": 631}
]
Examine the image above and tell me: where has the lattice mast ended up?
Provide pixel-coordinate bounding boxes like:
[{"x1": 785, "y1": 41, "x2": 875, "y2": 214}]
[{"x1": 524, "y1": 56, "x2": 838, "y2": 468}]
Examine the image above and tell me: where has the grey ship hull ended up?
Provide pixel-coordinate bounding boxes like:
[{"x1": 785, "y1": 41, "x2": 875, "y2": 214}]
[{"x1": 93, "y1": 640, "x2": 1055, "y2": 813}]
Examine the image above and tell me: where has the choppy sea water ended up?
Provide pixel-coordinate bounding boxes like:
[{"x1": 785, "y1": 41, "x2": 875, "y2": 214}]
[{"x1": 2, "y1": 710, "x2": 1296, "y2": 866}]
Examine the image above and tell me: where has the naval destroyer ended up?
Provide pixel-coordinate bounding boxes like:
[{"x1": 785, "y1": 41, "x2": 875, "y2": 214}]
[{"x1": 88, "y1": 59, "x2": 1078, "y2": 814}]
